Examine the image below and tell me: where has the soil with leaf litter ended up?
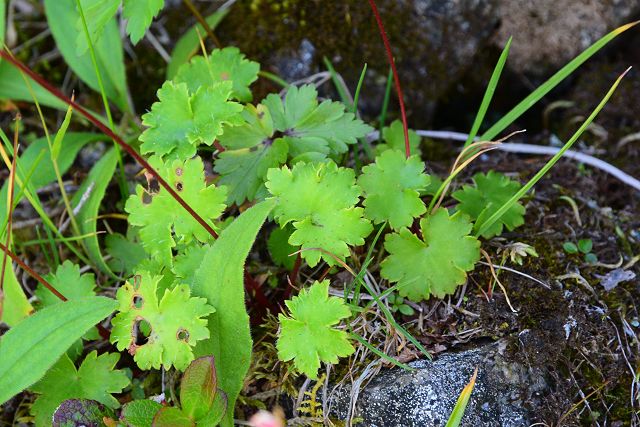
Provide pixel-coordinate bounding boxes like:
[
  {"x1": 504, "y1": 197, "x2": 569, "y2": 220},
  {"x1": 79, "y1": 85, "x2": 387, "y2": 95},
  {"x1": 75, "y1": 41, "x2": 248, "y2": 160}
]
[{"x1": 1, "y1": 2, "x2": 640, "y2": 426}]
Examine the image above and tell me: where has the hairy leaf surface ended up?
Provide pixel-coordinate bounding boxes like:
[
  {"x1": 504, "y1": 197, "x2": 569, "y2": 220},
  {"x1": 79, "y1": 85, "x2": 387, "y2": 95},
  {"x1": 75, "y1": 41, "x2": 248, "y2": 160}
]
[
  {"x1": 381, "y1": 209, "x2": 480, "y2": 301},
  {"x1": 277, "y1": 281, "x2": 354, "y2": 378}
]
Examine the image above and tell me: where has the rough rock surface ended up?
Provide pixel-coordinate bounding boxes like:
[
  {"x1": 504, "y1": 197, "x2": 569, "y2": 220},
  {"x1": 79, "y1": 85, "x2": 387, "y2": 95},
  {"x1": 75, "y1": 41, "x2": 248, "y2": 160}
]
[
  {"x1": 494, "y1": 0, "x2": 640, "y2": 74},
  {"x1": 328, "y1": 341, "x2": 547, "y2": 426},
  {"x1": 218, "y1": 0, "x2": 499, "y2": 119}
]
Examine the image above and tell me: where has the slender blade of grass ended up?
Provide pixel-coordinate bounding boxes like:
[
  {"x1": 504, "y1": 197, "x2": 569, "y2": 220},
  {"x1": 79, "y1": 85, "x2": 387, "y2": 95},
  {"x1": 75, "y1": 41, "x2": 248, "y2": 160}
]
[
  {"x1": 445, "y1": 367, "x2": 478, "y2": 427},
  {"x1": 75, "y1": 0, "x2": 128, "y2": 200},
  {"x1": 350, "y1": 333, "x2": 413, "y2": 371},
  {"x1": 51, "y1": 102, "x2": 74, "y2": 160},
  {"x1": 323, "y1": 56, "x2": 352, "y2": 105},
  {"x1": 475, "y1": 67, "x2": 631, "y2": 238},
  {"x1": 480, "y1": 21, "x2": 638, "y2": 142},
  {"x1": 464, "y1": 37, "x2": 511, "y2": 148}
]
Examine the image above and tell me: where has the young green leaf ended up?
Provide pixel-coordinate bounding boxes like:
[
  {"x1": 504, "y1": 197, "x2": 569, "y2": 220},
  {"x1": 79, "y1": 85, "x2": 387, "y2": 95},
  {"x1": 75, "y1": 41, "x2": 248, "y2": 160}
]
[
  {"x1": 174, "y1": 47, "x2": 260, "y2": 102},
  {"x1": 215, "y1": 105, "x2": 287, "y2": 204},
  {"x1": 381, "y1": 209, "x2": 480, "y2": 302},
  {"x1": 180, "y1": 356, "x2": 217, "y2": 420},
  {"x1": 173, "y1": 243, "x2": 211, "y2": 289},
  {"x1": 215, "y1": 85, "x2": 372, "y2": 204},
  {"x1": 0, "y1": 296, "x2": 117, "y2": 405},
  {"x1": 123, "y1": 0, "x2": 165, "y2": 44},
  {"x1": 110, "y1": 271, "x2": 215, "y2": 370},
  {"x1": 35, "y1": 260, "x2": 96, "y2": 308},
  {"x1": 266, "y1": 161, "x2": 372, "y2": 267},
  {"x1": 153, "y1": 407, "x2": 195, "y2": 427},
  {"x1": 30, "y1": 351, "x2": 129, "y2": 427},
  {"x1": 358, "y1": 150, "x2": 430, "y2": 229},
  {"x1": 563, "y1": 242, "x2": 579, "y2": 254},
  {"x1": 277, "y1": 280, "x2": 354, "y2": 379},
  {"x1": 121, "y1": 399, "x2": 163, "y2": 427},
  {"x1": 578, "y1": 238, "x2": 593, "y2": 254},
  {"x1": 192, "y1": 201, "x2": 275, "y2": 427},
  {"x1": 452, "y1": 171, "x2": 525, "y2": 238},
  {"x1": 139, "y1": 81, "x2": 243, "y2": 159},
  {"x1": 377, "y1": 120, "x2": 421, "y2": 155},
  {"x1": 263, "y1": 85, "x2": 373, "y2": 160},
  {"x1": 125, "y1": 156, "x2": 227, "y2": 267}
]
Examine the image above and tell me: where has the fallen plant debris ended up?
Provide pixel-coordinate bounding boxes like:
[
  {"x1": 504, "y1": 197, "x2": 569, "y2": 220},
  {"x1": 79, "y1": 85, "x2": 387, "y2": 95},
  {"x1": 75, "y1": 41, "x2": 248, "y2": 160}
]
[{"x1": 0, "y1": 2, "x2": 638, "y2": 426}]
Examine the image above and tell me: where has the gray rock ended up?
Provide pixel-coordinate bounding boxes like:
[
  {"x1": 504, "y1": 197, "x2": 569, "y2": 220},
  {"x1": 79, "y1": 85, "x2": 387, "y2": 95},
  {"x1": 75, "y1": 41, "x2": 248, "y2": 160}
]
[
  {"x1": 218, "y1": 0, "x2": 499, "y2": 119},
  {"x1": 328, "y1": 341, "x2": 547, "y2": 426},
  {"x1": 494, "y1": 0, "x2": 640, "y2": 74}
]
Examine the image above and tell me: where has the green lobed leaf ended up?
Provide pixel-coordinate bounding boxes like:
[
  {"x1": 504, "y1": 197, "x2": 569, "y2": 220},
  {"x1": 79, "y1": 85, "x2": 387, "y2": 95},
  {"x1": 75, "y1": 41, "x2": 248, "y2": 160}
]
[
  {"x1": 215, "y1": 85, "x2": 372, "y2": 204},
  {"x1": 192, "y1": 200, "x2": 275, "y2": 427},
  {"x1": 277, "y1": 280, "x2": 354, "y2": 379},
  {"x1": 30, "y1": 351, "x2": 129, "y2": 426},
  {"x1": 215, "y1": 104, "x2": 287, "y2": 205},
  {"x1": 174, "y1": 47, "x2": 260, "y2": 102},
  {"x1": 266, "y1": 161, "x2": 372, "y2": 267},
  {"x1": 121, "y1": 399, "x2": 163, "y2": 427},
  {"x1": 381, "y1": 209, "x2": 481, "y2": 302},
  {"x1": 35, "y1": 260, "x2": 96, "y2": 307},
  {"x1": 452, "y1": 171, "x2": 525, "y2": 239},
  {"x1": 358, "y1": 150, "x2": 430, "y2": 230},
  {"x1": 125, "y1": 156, "x2": 227, "y2": 267},
  {"x1": 123, "y1": 0, "x2": 165, "y2": 44},
  {"x1": 140, "y1": 81, "x2": 243, "y2": 159},
  {"x1": 0, "y1": 296, "x2": 118, "y2": 405},
  {"x1": 377, "y1": 120, "x2": 422, "y2": 155},
  {"x1": 110, "y1": 271, "x2": 214, "y2": 371}
]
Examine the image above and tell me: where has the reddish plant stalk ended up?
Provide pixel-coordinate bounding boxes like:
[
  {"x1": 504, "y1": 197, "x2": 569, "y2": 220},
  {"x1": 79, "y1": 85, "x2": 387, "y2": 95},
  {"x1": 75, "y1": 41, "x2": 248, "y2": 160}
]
[
  {"x1": 0, "y1": 49, "x2": 219, "y2": 240},
  {"x1": 0, "y1": 241, "x2": 67, "y2": 301},
  {"x1": 367, "y1": 0, "x2": 411, "y2": 158},
  {"x1": 0, "y1": 115, "x2": 20, "y2": 300},
  {"x1": 0, "y1": 241, "x2": 110, "y2": 338},
  {"x1": 284, "y1": 253, "x2": 302, "y2": 300}
]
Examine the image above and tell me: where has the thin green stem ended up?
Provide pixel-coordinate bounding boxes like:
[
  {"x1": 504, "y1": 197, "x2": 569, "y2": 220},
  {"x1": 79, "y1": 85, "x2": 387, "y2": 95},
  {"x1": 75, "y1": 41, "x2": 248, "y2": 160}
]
[{"x1": 75, "y1": 0, "x2": 128, "y2": 200}]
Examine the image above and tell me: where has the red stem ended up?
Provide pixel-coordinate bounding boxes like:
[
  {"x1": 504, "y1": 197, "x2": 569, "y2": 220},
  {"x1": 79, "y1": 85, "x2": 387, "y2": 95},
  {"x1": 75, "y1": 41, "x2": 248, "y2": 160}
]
[
  {"x1": 0, "y1": 49, "x2": 219, "y2": 240},
  {"x1": 284, "y1": 253, "x2": 302, "y2": 300},
  {"x1": 367, "y1": 0, "x2": 411, "y2": 159},
  {"x1": 0, "y1": 241, "x2": 67, "y2": 301}
]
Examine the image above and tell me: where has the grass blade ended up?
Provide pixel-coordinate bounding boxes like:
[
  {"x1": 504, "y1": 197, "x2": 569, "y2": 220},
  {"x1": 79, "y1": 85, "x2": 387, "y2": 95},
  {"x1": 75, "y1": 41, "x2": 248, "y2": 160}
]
[
  {"x1": 445, "y1": 367, "x2": 478, "y2": 427},
  {"x1": 480, "y1": 21, "x2": 638, "y2": 142},
  {"x1": 349, "y1": 333, "x2": 413, "y2": 371},
  {"x1": 464, "y1": 37, "x2": 511, "y2": 148},
  {"x1": 475, "y1": 67, "x2": 631, "y2": 237}
]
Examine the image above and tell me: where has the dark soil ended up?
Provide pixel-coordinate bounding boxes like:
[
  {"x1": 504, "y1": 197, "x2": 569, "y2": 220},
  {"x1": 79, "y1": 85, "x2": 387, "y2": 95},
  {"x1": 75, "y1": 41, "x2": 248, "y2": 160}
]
[{"x1": 1, "y1": 3, "x2": 639, "y2": 426}]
